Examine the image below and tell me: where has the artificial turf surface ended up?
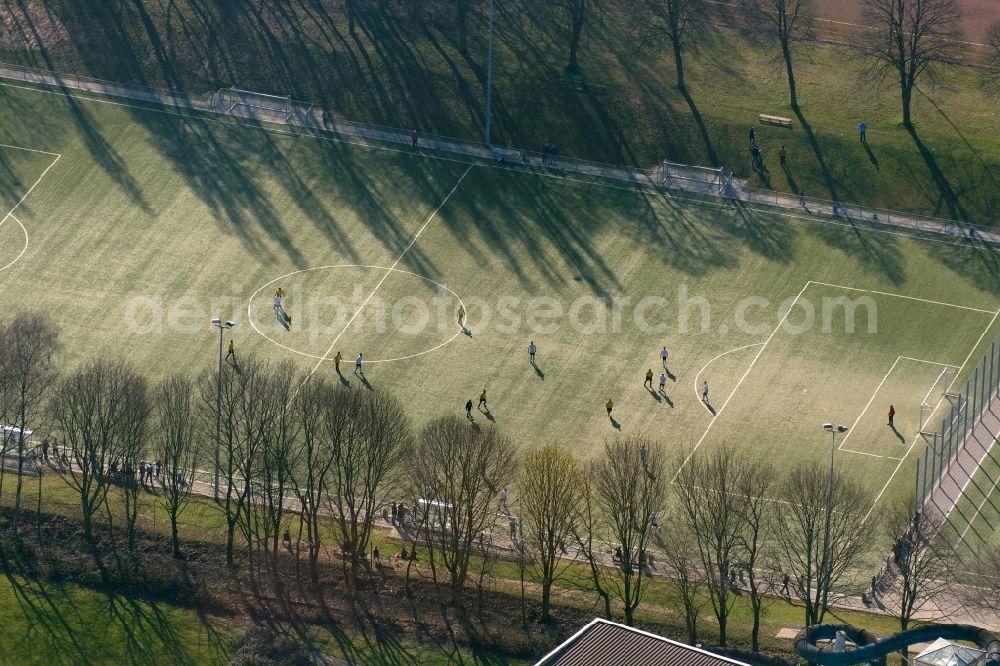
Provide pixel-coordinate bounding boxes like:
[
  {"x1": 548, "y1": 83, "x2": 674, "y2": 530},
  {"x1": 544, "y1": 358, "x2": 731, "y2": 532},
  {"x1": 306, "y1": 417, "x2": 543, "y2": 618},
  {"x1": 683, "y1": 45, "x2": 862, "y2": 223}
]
[{"x1": 1, "y1": 77, "x2": 999, "y2": 527}]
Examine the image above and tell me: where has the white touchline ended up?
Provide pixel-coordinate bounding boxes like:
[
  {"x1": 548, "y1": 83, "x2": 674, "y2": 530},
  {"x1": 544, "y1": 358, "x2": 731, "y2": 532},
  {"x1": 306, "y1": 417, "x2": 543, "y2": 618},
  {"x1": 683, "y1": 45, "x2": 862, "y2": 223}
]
[
  {"x1": 671, "y1": 281, "x2": 813, "y2": 484},
  {"x1": 297, "y1": 165, "x2": 473, "y2": 388},
  {"x1": 862, "y1": 304, "x2": 1000, "y2": 524},
  {"x1": 809, "y1": 281, "x2": 995, "y2": 314},
  {"x1": 4, "y1": 81, "x2": 996, "y2": 252}
]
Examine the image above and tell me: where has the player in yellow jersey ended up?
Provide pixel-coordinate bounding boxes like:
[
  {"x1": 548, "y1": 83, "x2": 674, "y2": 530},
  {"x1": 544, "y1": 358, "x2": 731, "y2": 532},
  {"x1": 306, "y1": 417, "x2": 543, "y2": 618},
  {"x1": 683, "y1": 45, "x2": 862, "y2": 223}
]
[
  {"x1": 605, "y1": 399, "x2": 614, "y2": 416},
  {"x1": 478, "y1": 389, "x2": 487, "y2": 410},
  {"x1": 333, "y1": 351, "x2": 343, "y2": 373},
  {"x1": 226, "y1": 339, "x2": 235, "y2": 362}
]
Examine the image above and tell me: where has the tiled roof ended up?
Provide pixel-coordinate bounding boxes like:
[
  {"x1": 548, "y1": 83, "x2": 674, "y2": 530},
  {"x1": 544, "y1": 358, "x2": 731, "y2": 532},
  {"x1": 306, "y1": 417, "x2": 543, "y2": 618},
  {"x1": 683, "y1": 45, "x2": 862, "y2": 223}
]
[{"x1": 536, "y1": 619, "x2": 753, "y2": 666}]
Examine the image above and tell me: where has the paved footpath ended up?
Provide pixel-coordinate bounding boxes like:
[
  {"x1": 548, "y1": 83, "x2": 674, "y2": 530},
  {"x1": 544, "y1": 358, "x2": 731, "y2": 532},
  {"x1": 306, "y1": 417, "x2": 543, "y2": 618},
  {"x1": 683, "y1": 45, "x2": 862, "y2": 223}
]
[{"x1": 0, "y1": 64, "x2": 997, "y2": 245}]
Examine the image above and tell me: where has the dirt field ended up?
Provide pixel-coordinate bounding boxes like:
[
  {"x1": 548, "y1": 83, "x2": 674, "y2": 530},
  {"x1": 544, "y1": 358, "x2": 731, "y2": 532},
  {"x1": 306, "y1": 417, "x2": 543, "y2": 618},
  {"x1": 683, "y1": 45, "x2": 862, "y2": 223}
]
[{"x1": 811, "y1": 0, "x2": 1000, "y2": 46}]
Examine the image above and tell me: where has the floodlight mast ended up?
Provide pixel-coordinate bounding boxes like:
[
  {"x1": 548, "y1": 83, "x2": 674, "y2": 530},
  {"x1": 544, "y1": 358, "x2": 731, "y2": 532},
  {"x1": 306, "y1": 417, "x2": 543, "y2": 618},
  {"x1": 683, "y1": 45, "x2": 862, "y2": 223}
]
[
  {"x1": 820, "y1": 423, "x2": 848, "y2": 604},
  {"x1": 211, "y1": 318, "x2": 236, "y2": 501}
]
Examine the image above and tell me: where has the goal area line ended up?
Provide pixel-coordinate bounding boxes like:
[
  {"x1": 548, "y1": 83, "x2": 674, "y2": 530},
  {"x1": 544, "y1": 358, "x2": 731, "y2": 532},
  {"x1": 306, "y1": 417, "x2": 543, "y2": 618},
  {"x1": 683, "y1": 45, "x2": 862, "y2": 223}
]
[{"x1": 672, "y1": 280, "x2": 996, "y2": 520}]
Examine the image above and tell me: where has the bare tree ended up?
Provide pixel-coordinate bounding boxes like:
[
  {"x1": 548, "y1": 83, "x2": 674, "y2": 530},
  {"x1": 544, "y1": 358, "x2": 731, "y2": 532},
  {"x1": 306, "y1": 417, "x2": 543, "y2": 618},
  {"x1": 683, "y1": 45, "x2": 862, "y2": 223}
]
[
  {"x1": 409, "y1": 416, "x2": 516, "y2": 606},
  {"x1": 454, "y1": 0, "x2": 474, "y2": 52},
  {"x1": 117, "y1": 369, "x2": 150, "y2": 553},
  {"x1": 674, "y1": 446, "x2": 751, "y2": 647},
  {"x1": 199, "y1": 355, "x2": 273, "y2": 568},
  {"x1": 155, "y1": 375, "x2": 199, "y2": 559},
  {"x1": 0, "y1": 312, "x2": 59, "y2": 528},
  {"x1": 549, "y1": 0, "x2": 588, "y2": 74},
  {"x1": 774, "y1": 462, "x2": 877, "y2": 626},
  {"x1": 327, "y1": 387, "x2": 410, "y2": 586},
  {"x1": 736, "y1": 458, "x2": 775, "y2": 654},
  {"x1": 861, "y1": 0, "x2": 962, "y2": 127},
  {"x1": 983, "y1": 22, "x2": 1000, "y2": 97},
  {"x1": 742, "y1": 0, "x2": 812, "y2": 108},
  {"x1": 884, "y1": 497, "x2": 952, "y2": 659},
  {"x1": 572, "y1": 473, "x2": 613, "y2": 620},
  {"x1": 51, "y1": 360, "x2": 140, "y2": 542},
  {"x1": 289, "y1": 377, "x2": 336, "y2": 583},
  {"x1": 590, "y1": 434, "x2": 668, "y2": 626},
  {"x1": 656, "y1": 523, "x2": 707, "y2": 644},
  {"x1": 252, "y1": 362, "x2": 300, "y2": 572},
  {"x1": 966, "y1": 547, "x2": 1000, "y2": 614},
  {"x1": 642, "y1": 0, "x2": 707, "y2": 90},
  {"x1": 518, "y1": 443, "x2": 585, "y2": 623},
  {"x1": 346, "y1": 0, "x2": 357, "y2": 35}
]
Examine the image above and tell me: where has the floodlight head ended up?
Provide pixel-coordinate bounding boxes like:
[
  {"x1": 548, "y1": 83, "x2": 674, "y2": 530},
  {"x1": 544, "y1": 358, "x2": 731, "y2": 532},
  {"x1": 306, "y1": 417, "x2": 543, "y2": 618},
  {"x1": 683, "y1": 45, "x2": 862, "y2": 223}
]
[
  {"x1": 225, "y1": 321, "x2": 237, "y2": 328},
  {"x1": 837, "y1": 425, "x2": 848, "y2": 433},
  {"x1": 822, "y1": 423, "x2": 834, "y2": 431},
  {"x1": 211, "y1": 318, "x2": 221, "y2": 326}
]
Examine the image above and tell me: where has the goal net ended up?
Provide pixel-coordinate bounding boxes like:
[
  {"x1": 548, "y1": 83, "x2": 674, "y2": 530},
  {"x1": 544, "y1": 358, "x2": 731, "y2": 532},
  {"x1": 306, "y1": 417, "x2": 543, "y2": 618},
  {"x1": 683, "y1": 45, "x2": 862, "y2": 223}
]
[
  {"x1": 919, "y1": 366, "x2": 959, "y2": 435},
  {"x1": 656, "y1": 160, "x2": 729, "y2": 194},
  {"x1": 216, "y1": 87, "x2": 293, "y2": 120}
]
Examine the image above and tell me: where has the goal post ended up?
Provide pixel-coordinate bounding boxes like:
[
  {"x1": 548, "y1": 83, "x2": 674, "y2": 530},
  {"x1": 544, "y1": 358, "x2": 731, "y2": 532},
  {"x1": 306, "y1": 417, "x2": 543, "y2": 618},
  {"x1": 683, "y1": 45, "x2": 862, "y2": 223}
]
[
  {"x1": 656, "y1": 160, "x2": 728, "y2": 193},
  {"x1": 217, "y1": 87, "x2": 293, "y2": 120},
  {"x1": 919, "y1": 366, "x2": 958, "y2": 436}
]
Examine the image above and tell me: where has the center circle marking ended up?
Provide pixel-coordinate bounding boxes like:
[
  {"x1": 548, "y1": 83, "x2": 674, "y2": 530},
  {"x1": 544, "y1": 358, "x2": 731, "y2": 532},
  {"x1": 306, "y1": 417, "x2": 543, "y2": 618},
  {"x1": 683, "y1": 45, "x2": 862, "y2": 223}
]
[{"x1": 247, "y1": 264, "x2": 466, "y2": 364}]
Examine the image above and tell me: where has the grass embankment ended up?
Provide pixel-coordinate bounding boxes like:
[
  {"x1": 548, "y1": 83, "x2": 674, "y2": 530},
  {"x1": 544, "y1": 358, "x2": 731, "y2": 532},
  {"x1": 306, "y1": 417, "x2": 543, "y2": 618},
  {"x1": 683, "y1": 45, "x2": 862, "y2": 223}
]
[
  {"x1": 0, "y1": 474, "x2": 922, "y2": 665},
  {"x1": 2, "y1": 0, "x2": 998, "y2": 223}
]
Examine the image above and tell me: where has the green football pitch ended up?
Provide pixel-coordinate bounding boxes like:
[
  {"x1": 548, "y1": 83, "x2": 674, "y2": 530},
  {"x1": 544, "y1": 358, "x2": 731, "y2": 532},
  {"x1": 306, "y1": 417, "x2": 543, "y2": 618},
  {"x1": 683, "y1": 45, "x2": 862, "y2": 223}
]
[{"x1": 1, "y1": 78, "x2": 999, "y2": 520}]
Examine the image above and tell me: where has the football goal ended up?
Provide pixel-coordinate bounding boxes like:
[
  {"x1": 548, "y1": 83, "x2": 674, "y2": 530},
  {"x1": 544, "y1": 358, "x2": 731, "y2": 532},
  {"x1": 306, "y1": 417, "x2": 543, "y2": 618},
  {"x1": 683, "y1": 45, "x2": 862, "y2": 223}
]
[
  {"x1": 919, "y1": 366, "x2": 959, "y2": 436},
  {"x1": 656, "y1": 160, "x2": 729, "y2": 193},
  {"x1": 216, "y1": 87, "x2": 294, "y2": 120}
]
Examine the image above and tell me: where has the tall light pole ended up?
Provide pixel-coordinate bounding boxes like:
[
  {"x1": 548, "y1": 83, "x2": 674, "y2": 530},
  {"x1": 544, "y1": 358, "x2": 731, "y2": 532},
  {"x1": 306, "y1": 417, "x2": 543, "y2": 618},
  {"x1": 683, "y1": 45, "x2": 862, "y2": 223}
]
[
  {"x1": 212, "y1": 318, "x2": 236, "y2": 501},
  {"x1": 484, "y1": 0, "x2": 495, "y2": 146},
  {"x1": 821, "y1": 423, "x2": 848, "y2": 603}
]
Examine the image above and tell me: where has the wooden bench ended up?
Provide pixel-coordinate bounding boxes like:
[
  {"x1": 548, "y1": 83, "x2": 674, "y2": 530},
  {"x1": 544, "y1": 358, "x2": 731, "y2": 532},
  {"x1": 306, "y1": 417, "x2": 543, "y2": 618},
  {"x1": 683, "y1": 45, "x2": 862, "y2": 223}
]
[{"x1": 758, "y1": 113, "x2": 793, "y2": 128}]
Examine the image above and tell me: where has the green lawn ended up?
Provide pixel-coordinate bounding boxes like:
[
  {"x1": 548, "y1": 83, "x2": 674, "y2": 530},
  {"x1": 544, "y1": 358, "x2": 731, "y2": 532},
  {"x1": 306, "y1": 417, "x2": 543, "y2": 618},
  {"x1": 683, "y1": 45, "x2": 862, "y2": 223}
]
[
  {"x1": 1, "y1": 79, "x2": 999, "y2": 523},
  {"x1": 0, "y1": 573, "x2": 233, "y2": 665},
  {"x1": 2, "y1": 1, "x2": 999, "y2": 225}
]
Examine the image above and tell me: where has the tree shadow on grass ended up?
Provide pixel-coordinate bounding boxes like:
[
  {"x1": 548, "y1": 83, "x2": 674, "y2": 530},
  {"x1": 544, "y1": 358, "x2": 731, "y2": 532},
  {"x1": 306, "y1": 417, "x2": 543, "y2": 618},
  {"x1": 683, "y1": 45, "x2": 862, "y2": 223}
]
[
  {"x1": 0, "y1": 556, "x2": 92, "y2": 664},
  {"x1": 808, "y1": 215, "x2": 906, "y2": 285},
  {"x1": 792, "y1": 106, "x2": 839, "y2": 202},
  {"x1": 905, "y1": 124, "x2": 966, "y2": 222},
  {"x1": 679, "y1": 86, "x2": 720, "y2": 168},
  {"x1": 0, "y1": 544, "x2": 228, "y2": 666}
]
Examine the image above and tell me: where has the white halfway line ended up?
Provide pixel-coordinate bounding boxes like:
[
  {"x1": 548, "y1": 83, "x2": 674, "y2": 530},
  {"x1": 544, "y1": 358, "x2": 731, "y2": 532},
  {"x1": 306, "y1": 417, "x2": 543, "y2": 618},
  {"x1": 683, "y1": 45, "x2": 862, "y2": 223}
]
[
  {"x1": 2, "y1": 152, "x2": 61, "y2": 221},
  {"x1": 299, "y1": 165, "x2": 473, "y2": 387}
]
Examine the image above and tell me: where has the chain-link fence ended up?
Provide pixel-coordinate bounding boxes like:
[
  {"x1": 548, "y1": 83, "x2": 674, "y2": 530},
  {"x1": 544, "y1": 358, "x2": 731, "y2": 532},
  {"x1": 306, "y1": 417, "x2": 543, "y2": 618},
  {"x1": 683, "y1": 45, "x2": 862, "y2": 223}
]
[
  {"x1": 4, "y1": 60, "x2": 996, "y2": 243},
  {"x1": 917, "y1": 338, "x2": 1000, "y2": 539}
]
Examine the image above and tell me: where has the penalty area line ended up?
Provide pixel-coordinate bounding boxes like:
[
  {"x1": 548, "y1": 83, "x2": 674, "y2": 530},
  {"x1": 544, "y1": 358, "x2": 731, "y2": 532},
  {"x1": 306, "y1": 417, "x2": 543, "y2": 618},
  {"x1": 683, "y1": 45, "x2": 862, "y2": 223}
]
[
  {"x1": 671, "y1": 280, "x2": 813, "y2": 484},
  {"x1": 862, "y1": 303, "x2": 1000, "y2": 524}
]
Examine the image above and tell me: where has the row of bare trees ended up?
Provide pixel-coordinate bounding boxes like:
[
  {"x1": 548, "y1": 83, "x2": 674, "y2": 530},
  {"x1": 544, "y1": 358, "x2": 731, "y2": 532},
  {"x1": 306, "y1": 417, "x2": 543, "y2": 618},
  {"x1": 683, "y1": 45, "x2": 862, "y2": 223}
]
[
  {"x1": 641, "y1": 0, "x2": 969, "y2": 126},
  {"x1": 0, "y1": 311, "x2": 968, "y2": 648}
]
